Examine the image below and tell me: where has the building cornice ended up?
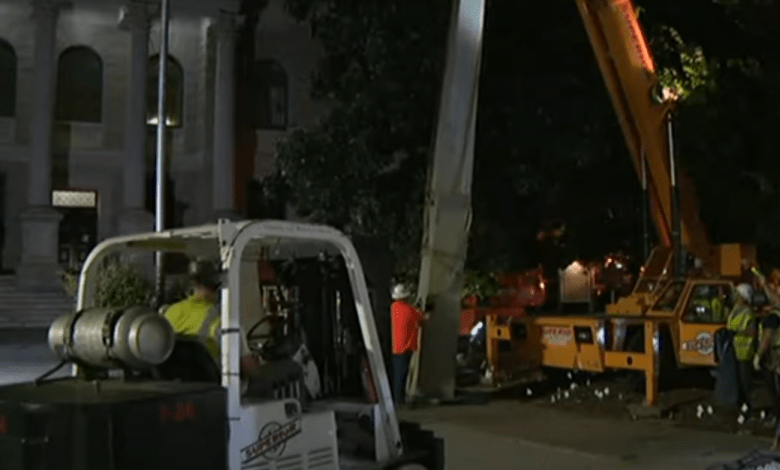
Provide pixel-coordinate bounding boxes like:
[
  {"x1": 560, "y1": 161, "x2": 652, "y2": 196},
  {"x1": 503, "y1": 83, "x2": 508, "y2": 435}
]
[{"x1": 56, "y1": 0, "x2": 241, "y2": 19}]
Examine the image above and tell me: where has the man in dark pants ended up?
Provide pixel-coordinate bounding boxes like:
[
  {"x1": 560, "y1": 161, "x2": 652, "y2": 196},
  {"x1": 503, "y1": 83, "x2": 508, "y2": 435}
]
[
  {"x1": 754, "y1": 269, "x2": 780, "y2": 449},
  {"x1": 728, "y1": 283, "x2": 757, "y2": 420},
  {"x1": 391, "y1": 283, "x2": 428, "y2": 405}
]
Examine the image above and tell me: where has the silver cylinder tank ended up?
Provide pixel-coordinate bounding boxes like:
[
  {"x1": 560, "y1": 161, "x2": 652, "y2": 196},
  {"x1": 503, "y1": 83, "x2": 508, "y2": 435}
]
[{"x1": 48, "y1": 306, "x2": 175, "y2": 369}]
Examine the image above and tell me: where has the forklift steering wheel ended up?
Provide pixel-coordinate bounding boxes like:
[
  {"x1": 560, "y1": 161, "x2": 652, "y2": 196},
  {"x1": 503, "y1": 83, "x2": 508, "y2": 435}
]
[{"x1": 247, "y1": 316, "x2": 275, "y2": 343}]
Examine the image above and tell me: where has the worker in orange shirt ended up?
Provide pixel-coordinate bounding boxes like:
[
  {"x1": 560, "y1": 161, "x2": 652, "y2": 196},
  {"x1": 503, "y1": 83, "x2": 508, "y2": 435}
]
[{"x1": 391, "y1": 283, "x2": 429, "y2": 405}]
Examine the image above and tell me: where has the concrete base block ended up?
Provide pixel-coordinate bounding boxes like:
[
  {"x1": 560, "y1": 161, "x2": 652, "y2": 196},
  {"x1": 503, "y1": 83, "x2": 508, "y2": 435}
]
[{"x1": 628, "y1": 403, "x2": 664, "y2": 419}]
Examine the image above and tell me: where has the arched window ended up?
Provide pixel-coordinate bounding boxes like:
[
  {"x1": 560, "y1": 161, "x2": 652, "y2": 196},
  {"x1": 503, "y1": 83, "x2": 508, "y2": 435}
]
[
  {"x1": 252, "y1": 60, "x2": 288, "y2": 130},
  {"x1": 146, "y1": 54, "x2": 184, "y2": 128},
  {"x1": 55, "y1": 46, "x2": 103, "y2": 123},
  {"x1": 0, "y1": 38, "x2": 16, "y2": 118}
]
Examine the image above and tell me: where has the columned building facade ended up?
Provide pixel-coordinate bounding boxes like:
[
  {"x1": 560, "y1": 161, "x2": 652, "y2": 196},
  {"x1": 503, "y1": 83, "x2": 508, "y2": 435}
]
[{"x1": 0, "y1": 0, "x2": 326, "y2": 291}]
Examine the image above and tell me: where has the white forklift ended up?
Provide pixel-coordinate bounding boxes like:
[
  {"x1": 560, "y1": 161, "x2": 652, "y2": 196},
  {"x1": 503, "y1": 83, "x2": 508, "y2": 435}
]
[{"x1": 0, "y1": 220, "x2": 442, "y2": 470}]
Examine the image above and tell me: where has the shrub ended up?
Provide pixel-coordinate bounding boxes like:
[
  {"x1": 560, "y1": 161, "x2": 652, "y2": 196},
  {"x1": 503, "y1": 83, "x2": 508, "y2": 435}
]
[
  {"x1": 462, "y1": 270, "x2": 500, "y2": 300},
  {"x1": 60, "y1": 270, "x2": 78, "y2": 299},
  {"x1": 96, "y1": 261, "x2": 154, "y2": 308},
  {"x1": 60, "y1": 259, "x2": 154, "y2": 308}
]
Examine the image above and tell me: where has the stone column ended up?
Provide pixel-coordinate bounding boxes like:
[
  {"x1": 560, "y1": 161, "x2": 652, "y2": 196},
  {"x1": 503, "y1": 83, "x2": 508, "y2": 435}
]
[
  {"x1": 118, "y1": 2, "x2": 154, "y2": 236},
  {"x1": 212, "y1": 11, "x2": 240, "y2": 221},
  {"x1": 17, "y1": 0, "x2": 64, "y2": 290}
]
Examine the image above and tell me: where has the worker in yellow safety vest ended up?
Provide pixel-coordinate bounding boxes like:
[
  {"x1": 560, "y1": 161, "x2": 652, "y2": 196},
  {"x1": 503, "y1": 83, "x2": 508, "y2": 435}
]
[
  {"x1": 754, "y1": 270, "x2": 780, "y2": 449},
  {"x1": 690, "y1": 286, "x2": 726, "y2": 323},
  {"x1": 728, "y1": 283, "x2": 757, "y2": 418},
  {"x1": 163, "y1": 259, "x2": 260, "y2": 380},
  {"x1": 690, "y1": 287, "x2": 711, "y2": 322},
  {"x1": 711, "y1": 286, "x2": 726, "y2": 322}
]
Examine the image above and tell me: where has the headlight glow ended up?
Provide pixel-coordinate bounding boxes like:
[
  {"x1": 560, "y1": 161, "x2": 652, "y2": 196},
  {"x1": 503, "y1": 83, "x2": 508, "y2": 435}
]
[
  {"x1": 470, "y1": 321, "x2": 484, "y2": 338},
  {"x1": 596, "y1": 323, "x2": 606, "y2": 346}
]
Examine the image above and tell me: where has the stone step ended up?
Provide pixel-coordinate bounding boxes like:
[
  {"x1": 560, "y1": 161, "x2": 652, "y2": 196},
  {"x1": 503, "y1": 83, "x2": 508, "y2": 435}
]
[
  {"x1": 0, "y1": 276, "x2": 70, "y2": 289},
  {"x1": 0, "y1": 291, "x2": 72, "y2": 302},
  {"x1": 0, "y1": 308, "x2": 74, "y2": 315},
  {"x1": 0, "y1": 304, "x2": 74, "y2": 311},
  {"x1": 0, "y1": 308, "x2": 69, "y2": 315},
  {"x1": 0, "y1": 316, "x2": 62, "y2": 328},
  {"x1": 0, "y1": 291, "x2": 71, "y2": 299},
  {"x1": 0, "y1": 295, "x2": 76, "y2": 309},
  {"x1": 0, "y1": 308, "x2": 70, "y2": 322},
  {"x1": 0, "y1": 298, "x2": 74, "y2": 305},
  {"x1": 0, "y1": 281, "x2": 68, "y2": 288},
  {"x1": 0, "y1": 275, "x2": 77, "y2": 328},
  {"x1": 0, "y1": 284, "x2": 70, "y2": 292}
]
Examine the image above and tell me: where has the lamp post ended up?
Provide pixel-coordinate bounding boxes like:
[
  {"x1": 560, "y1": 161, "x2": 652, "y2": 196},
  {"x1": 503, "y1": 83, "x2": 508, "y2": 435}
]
[{"x1": 154, "y1": 0, "x2": 170, "y2": 307}]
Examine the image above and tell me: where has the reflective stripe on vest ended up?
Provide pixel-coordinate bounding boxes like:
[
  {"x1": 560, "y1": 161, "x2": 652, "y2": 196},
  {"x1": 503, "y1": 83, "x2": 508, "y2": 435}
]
[
  {"x1": 197, "y1": 304, "x2": 220, "y2": 352},
  {"x1": 728, "y1": 305, "x2": 755, "y2": 360},
  {"x1": 759, "y1": 310, "x2": 780, "y2": 349}
]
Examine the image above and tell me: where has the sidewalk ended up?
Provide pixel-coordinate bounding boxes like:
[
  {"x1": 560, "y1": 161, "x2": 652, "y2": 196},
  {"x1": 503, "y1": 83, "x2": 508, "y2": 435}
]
[
  {"x1": 0, "y1": 327, "x2": 65, "y2": 385},
  {"x1": 400, "y1": 400, "x2": 770, "y2": 469},
  {"x1": 0, "y1": 327, "x2": 48, "y2": 344}
]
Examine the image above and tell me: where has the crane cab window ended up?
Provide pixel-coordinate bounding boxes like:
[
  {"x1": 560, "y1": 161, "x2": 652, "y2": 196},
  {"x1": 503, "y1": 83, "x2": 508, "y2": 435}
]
[
  {"x1": 634, "y1": 278, "x2": 663, "y2": 296},
  {"x1": 652, "y1": 280, "x2": 686, "y2": 311},
  {"x1": 683, "y1": 284, "x2": 732, "y2": 324}
]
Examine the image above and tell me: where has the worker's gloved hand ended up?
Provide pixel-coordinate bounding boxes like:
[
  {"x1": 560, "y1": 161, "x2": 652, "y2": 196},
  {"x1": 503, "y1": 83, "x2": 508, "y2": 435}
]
[{"x1": 754, "y1": 354, "x2": 762, "y2": 371}]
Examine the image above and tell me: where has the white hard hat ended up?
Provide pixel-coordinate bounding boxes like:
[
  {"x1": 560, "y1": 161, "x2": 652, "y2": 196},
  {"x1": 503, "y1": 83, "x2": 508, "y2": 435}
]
[
  {"x1": 392, "y1": 284, "x2": 411, "y2": 300},
  {"x1": 736, "y1": 283, "x2": 753, "y2": 302}
]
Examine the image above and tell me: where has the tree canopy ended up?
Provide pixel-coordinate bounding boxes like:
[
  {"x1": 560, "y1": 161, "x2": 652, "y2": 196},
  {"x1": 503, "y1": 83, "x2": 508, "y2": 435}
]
[{"x1": 268, "y1": 0, "x2": 780, "y2": 277}]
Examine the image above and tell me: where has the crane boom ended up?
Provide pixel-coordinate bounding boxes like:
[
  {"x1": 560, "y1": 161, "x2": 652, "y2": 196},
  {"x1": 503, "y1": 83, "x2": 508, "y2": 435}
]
[
  {"x1": 577, "y1": 0, "x2": 756, "y2": 279},
  {"x1": 574, "y1": 0, "x2": 717, "y2": 270}
]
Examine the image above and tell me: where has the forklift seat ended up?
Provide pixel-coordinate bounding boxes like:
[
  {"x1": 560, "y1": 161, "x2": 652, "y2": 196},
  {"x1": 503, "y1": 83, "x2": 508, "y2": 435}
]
[{"x1": 155, "y1": 337, "x2": 221, "y2": 384}]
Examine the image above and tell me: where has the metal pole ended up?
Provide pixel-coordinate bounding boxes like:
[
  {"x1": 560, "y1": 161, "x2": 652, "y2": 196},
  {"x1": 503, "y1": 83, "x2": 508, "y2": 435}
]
[
  {"x1": 667, "y1": 114, "x2": 684, "y2": 278},
  {"x1": 154, "y1": 0, "x2": 170, "y2": 307}
]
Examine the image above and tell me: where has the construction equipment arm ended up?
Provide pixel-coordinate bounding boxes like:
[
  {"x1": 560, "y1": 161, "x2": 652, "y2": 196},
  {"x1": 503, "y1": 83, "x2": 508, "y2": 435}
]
[{"x1": 575, "y1": 0, "x2": 717, "y2": 274}]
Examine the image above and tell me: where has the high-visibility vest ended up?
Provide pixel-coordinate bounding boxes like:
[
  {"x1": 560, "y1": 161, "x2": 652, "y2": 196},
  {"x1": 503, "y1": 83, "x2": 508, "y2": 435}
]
[
  {"x1": 163, "y1": 296, "x2": 221, "y2": 363},
  {"x1": 759, "y1": 309, "x2": 780, "y2": 350},
  {"x1": 691, "y1": 297, "x2": 725, "y2": 322},
  {"x1": 711, "y1": 298, "x2": 725, "y2": 322},
  {"x1": 727, "y1": 305, "x2": 756, "y2": 361},
  {"x1": 691, "y1": 297, "x2": 708, "y2": 310},
  {"x1": 691, "y1": 298, "x2": 710, "y2": 321}
]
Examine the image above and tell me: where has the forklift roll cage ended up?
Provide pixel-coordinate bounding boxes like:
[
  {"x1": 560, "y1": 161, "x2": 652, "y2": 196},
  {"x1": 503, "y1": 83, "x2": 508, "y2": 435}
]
[{"x1": 74, "y1": 219, "x2": 404, "y2": 468}]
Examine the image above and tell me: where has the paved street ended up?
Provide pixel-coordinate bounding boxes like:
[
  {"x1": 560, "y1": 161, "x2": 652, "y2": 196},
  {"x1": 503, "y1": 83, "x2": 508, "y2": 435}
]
[
  {"x1": 400, "y1": 400, "x2": 774, "y2": 469},
  {"x1": 0, "y1": 327, "x2": 68, "y2": 385},
  {"x1": 0, "y1": 327, "x2": 776, "y2": 469}
]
